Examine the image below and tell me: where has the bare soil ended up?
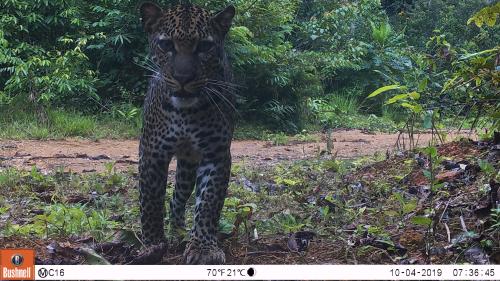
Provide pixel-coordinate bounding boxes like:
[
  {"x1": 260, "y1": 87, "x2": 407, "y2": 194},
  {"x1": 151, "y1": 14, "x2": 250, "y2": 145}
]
[{"x1": 0, "y1": 130, "x2": 474, "y2": 173}]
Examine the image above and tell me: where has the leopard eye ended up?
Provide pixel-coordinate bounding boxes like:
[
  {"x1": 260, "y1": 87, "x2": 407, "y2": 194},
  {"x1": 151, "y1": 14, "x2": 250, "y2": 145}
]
[
  {"x1": 197, "y1": 41, "x2": 215, "y2": 53},
  {"x1": 158, "y1": 39, "x2": 174, "y2": 53}
]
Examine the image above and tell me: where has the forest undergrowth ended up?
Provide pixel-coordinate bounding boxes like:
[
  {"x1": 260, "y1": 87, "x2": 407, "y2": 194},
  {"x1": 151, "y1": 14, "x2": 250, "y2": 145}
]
[{"x1": 1, "y1": 136, "x2": 498, "y2": 265}]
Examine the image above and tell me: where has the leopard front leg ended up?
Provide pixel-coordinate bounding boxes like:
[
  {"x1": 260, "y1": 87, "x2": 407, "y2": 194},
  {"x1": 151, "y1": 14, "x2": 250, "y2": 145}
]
[
  {"x1": 183, "y1": 153, "x2": 230, "y2": 264},
  {"x1": 139, "y1": 145, "x2": 172, "y2": 245},
  {"x1": 169, "y1": 158, "x2": 197, "y2": 242}
]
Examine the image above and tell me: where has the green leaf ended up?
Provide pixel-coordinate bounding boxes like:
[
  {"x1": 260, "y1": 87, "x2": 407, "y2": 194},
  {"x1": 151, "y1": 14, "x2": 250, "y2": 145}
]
[
  {"x1": 367, "y1": 84, "x2": 406, "y2": 98},
  {"x1": 400, "y1": 102, "x2": 423, "y2": 113},
  {"x1": 385, "y1": 92, "x2": 420, "y2": 105},
  {"x1": 408, "y1": 92, "x2": 420, "y2": 100},
  {"x1": 478, "y1": 159, "x2": 495, "y2": 175},
  {"x1": 374, "y1": 239, "x2": 395, "y2": 248},
  {"x1": 425, "y1": 146, "x2": 438, "y2": 158},
  {"x1": 319, "y1": 206, "x2": 330, "y2": 217},
  {"x1": 384, "y1": 210, "x2": 398, "y2": 217},
  {"x1": 475, "y1": 77, "x2": 482, "y2": 87},
  {"x1": 418, "y1": 78, "x2": 428, "y2": 92},
  {"x1": 79, "y1": 247, "x2": 111, "y2": 265},
  {"x1": 385, "y1": 93, "x2": 409, "y2": 105},
  {"x1": 238, "y1": 203, "x2": 257, "y2": 217},
  {"x1": 218, "y1": 217, "x2": 234, "y2": 234},
  {"x1": 467, "y1": 2, "x2": 500, "y2": 27},
  {"x1": 459, "y1": 48, "x2": 499, "y2": 61},
  {"x1": 403, "y1": 201, "x2": 417, "y2": 214},
  {"x1": 411, "y1": 216, "x2": 432, "y2": 227},
  {"x1": 485, "y1": 15, "x2": 497, "y2": 26}
]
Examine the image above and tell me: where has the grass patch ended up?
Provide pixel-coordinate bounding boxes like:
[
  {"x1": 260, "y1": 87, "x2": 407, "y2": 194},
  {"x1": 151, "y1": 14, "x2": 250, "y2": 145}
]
[
  {"x1": 49, "y1": 111, "x2": 97, "y2": 137},
  {"x1": 308, "y1": 93, "x2": 401, "y2": 133},
  {"x1": 0, "y1": 107, "x2": 141, "y2": 140},
  {"x1": 325, "y1": 113, "x2": 400, "y2": 132},
  {"x1": 233, "y1": 123, "x2": 271, "y2": 140},
  {"x1": 1, "y1": 105, "x2": 400, "y2": 141}
]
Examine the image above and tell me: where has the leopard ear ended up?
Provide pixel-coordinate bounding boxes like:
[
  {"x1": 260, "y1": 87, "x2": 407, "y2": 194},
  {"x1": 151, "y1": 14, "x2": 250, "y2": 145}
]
[
  {"x1": 212, "y1": 5, "x2": 235, "y2": 36},
  {"x1": 140, "y1": 2, "x2": 162, "y2": 33}
]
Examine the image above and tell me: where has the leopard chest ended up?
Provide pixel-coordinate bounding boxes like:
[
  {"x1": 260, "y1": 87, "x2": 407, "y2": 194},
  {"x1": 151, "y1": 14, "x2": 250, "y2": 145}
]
[{"x1": 152, "y1": 101, "x2": 233, "y2": 160}]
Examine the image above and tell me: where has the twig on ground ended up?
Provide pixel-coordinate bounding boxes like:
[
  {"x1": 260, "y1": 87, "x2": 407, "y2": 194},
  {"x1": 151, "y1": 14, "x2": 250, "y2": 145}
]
[
  {"x1": 459, "y1": 215, "x2": 468, "y2": 232},
  {"x1": 439, "y1": 200, "x2": 452, "y2": 223},
  {"x1": 443, "y1": 222, "x2": 451, "y2": 243},
  {"x1": 134, "y1": 231, "x2": 145, "y2": 249},
  {"x1": 238, "y1": 251, "x2": 290, "y2": 257}
]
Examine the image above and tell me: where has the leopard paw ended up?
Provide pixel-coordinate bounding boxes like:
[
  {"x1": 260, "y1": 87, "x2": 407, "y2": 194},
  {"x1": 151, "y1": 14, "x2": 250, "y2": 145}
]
[{"x1": 183, "y1": 240, "x2": 225, "y2": 265}]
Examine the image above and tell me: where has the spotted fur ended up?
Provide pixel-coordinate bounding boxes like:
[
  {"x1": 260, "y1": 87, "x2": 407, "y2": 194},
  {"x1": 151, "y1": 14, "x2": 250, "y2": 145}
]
[{"x1": 138, "y1": 2, "x2": 235, "y2": 264}]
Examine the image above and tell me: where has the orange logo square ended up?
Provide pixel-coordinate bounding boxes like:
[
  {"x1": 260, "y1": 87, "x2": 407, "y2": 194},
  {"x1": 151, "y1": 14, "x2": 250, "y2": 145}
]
[{"x1": 0, "y1": 249, "x2": 35, "y2": 280}]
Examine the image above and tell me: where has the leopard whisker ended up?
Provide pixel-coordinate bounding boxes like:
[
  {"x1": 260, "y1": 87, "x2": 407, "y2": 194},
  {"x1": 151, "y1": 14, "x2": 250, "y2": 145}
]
[
  {"x1": 207, "y1": 79, "x2": 244, "y2": 89},
  {"x1": 204, "y1": 87, "x2": 240, "y2": 116},
  {"x1": 206, "y1": 82, "x2": 244, "y2": 98},
  {"x1": 206, "y1": 83, "x2": 244, "y2": 100},
  {"x1": 207, "y1": 84, "x2": 238, "y2": 93},
  {"x1": 135, "y1": 62, "x2": 164, "y2": 81},
  {"x1": 137, "y1": 63, "x2": 161, "y2": 75},
  {"x1": 204, "y1": 89, "x2": 229, "y2": 125},
  {"x1": 206, "y1": 82, "x2": 240, "y2": 93}
]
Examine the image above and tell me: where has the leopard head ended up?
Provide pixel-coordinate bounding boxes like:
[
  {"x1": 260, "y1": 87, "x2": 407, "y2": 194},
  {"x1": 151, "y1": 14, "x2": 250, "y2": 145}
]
[{"x1": 140, "y1": 2, "x2": 235, "y2": 107}]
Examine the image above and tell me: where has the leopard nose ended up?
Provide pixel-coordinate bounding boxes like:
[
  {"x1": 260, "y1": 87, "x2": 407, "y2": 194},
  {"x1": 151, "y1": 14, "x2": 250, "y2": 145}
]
[{"x1": 173, "y1": 73, "x2": 195, "y2": 85}]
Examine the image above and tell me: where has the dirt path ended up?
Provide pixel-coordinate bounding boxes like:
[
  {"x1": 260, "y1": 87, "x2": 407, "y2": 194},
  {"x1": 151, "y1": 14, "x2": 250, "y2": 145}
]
[{"x1": 0, "y1": 130, "x2": 474, "y2": 173}]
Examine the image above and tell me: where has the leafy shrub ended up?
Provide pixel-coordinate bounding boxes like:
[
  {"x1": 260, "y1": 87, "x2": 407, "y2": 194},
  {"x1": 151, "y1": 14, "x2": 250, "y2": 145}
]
[{"x1": 0, "y1": 0, "x2": 498, "y2": 133}]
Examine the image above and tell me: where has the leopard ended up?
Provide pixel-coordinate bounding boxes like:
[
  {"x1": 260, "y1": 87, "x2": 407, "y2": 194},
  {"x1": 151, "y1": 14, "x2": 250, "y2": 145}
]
[{"x1": 138, "y1": 2, "x2": 236, "y2": 265}]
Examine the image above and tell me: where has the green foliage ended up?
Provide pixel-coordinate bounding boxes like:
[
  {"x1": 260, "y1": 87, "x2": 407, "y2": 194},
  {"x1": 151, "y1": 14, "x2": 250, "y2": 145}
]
[
  {"x1": 488, "y1": 207, "x2": 500, "y2": 233},
  {"x1": 0, "y1": 0, "x2": 101, "y2": 106},
  {"x1": 478, "y1": 159, "x2": 495, "y2": 177},
  {"x1": 391, "y1": 0, "x2": 500, "y2": 50},
  {"x1": 4, "y1": 203, "x2": 116, "y2": 240},
  {"x1": 0, "y1": 0, "x2": 391, "y2": 132},
  {"x1": 0, "y1": 0, "x2": 498, "y2": 133},
  {"x1": 259, "y1": 213, "x2": 308, "y2": 234},
  {"x1": 467, "y1": 2, "x2": 500, "y2": 27},
  {"x1": 0, "y1": 163, "x2": 139, "y2": 240},
  {"x1": 307, "y1": 92, "x2": 399, "y2": 132},
  {"x1": 266, "y1": 132, "x2": 290, "y2": 146},
  {"x1": 0, "y1": 168, "x2": 22, "y2": 191},
  {"x1": 368, "y1": 0, "x2": 499, "y2": 136}
]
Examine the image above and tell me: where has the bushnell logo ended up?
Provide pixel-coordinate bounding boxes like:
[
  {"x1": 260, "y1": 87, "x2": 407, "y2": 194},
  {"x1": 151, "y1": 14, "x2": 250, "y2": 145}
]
[
  {"x1": 0, "y1": 249, "x2": 35, "y2": 280},
  {"x1": 11, "y1": 254, "x2": 24, "y2": 266}
]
